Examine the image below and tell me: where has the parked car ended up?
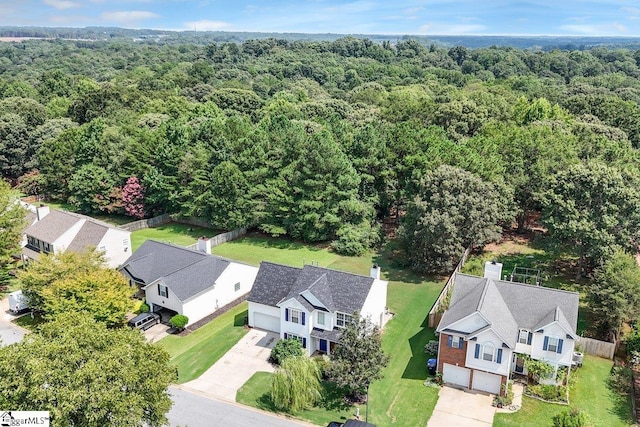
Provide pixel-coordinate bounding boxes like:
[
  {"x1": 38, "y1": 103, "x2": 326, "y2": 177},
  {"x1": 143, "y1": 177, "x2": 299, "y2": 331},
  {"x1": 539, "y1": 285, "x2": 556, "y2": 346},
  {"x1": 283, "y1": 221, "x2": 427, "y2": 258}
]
[
  {"x1": 128, "y1": 312, "x2": 161, "y2": 330},
  {"x1": 8, "y1": 290, "x2": 29, "y2": 314},
  {"x1": 327, "y1": 421, "x2": 376, "y2": 427}
]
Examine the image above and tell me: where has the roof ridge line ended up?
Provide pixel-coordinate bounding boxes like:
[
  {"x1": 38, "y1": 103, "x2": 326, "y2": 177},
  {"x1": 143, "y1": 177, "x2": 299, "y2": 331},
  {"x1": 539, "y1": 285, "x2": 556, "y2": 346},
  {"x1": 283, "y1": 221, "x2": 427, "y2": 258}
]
[{"x1": 476, "y1": 278, "x2": 491, "y2": 311}]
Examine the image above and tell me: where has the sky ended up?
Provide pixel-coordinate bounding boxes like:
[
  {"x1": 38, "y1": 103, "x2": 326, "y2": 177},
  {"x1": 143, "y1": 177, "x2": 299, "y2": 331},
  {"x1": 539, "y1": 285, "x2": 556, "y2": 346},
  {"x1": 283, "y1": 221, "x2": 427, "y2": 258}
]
[{"x1": 1, "y1": 0, "x2": 640, "y2": 36}]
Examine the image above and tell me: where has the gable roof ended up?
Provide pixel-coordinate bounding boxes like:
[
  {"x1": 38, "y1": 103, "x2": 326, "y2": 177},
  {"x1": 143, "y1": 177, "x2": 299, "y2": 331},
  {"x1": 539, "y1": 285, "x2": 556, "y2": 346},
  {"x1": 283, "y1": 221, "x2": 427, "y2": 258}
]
[
  {"x1": 438, "y1": 273, "x2": 579, "y2": 348},
  {"x1": 248, "y1": 261, "x2": 380, "y2": 313},
  {"x1": 24, "y1": 209, "x2": 124, "y2": 251},
  {"x1": 120, "y1": 240, "x2": 234, "y2": 302}
]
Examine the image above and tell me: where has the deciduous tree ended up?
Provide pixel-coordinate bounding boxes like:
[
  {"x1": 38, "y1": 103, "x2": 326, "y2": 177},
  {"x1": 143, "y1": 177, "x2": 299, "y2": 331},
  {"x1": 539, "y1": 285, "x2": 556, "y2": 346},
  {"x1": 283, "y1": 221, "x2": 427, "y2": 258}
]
[
  {"x1": 0, "y1": 312, "x2": 175, "y2": 426},
  {"x1": 271, "y1": 356, "x2": 322, "y2": 412},
  {"x1": 0, "y1": 180, "x2": 26, "y2": 268}
]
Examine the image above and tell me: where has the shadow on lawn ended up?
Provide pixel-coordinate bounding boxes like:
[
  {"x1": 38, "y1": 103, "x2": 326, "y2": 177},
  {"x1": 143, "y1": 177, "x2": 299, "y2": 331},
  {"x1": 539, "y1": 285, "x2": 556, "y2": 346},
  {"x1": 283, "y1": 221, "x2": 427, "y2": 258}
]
[
  {"x1": 401, "y1": 312, "x2": 436, "y2": 380},
  {"x1": 233, "y1": 310, "x2": 248, "y2": 327},
  {"x1": 232, "y1": 232, "x2": 327, "y2": 252}
]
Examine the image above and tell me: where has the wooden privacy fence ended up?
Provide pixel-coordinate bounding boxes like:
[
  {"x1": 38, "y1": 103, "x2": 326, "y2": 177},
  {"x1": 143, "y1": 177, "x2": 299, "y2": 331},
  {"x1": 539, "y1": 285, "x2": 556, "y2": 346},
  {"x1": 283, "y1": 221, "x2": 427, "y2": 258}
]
[
  {"x1": 427, "y1": 246, "x2": 472, "y2": 328},
  {"x1": 184, "y1": 228, "x2": 247, "y2": 251},
  {"x1": 576, "y1": 336, "x2": 616, "y2": 360},
  {"x1": 119, "y1": 214, "x2": 171, "y2": 232}
]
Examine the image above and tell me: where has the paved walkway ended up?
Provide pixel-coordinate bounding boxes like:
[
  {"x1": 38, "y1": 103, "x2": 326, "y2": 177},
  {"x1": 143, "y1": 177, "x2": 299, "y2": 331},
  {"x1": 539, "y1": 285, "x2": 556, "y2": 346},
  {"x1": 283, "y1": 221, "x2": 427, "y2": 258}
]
[
  {"x1": 183, "y1": 328, "x2": 279, "y2": 401},
  {"x1": 0, "y1": 297, "x2": 28, "y2": 346},
  {"x1": 496, "y1": 382, "x2": 524, "y2": 414},
  {"x1": 427, "y1": 386, "x2": 496, "y2": 427}
]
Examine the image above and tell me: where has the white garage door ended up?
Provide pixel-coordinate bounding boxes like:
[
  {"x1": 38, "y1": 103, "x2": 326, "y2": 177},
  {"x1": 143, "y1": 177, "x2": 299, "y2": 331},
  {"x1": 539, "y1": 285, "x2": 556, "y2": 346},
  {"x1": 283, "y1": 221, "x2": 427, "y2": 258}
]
[
  {"x1": 442, "y1": 364, "x2": 470, "y2": 388},
  {"x1": 472, "y1": 370, "x2": 502, "y2": 394},
  {"x1": 253, "y1": 312, "x2": 280, "y2": 333}
]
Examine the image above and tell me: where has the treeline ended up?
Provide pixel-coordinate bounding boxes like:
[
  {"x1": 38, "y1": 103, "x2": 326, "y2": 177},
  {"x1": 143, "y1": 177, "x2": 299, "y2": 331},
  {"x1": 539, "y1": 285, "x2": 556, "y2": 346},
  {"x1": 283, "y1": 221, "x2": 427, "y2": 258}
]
[{"x1": 2, "y1": 37, "x2": 640, "y2": 269}]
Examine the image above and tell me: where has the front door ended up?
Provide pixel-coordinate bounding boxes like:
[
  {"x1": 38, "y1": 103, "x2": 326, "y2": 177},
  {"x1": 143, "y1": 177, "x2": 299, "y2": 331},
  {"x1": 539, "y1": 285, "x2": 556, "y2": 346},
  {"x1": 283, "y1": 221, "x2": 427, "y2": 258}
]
[
  {"x1": 515, "y1": 355, "x2": 525, "y2": 373},
  {"x1": 319, "y1": 339, "x2": 328, "y2": 353}
]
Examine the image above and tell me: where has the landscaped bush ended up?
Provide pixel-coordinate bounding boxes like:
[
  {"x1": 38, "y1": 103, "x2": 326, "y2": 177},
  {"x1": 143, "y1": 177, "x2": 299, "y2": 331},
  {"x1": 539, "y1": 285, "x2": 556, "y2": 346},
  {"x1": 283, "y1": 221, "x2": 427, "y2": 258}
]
[
  {"x1": 424, "y1": 340, "x2": 439, "y2": 356},
  {"x1": 608, "y1": 364, "x2": 632, "y2": 394},
  {"x1": 137, "y1": 302, "x2": 150, "y2": 314},
  {"x1": 625, "y1": 327, "x2": 640, "y2": 353},
  {"x1": 526, "y1": 384, "x2": 568, "y2": 402},
  {"x1": 169, "y1": 314, "x2": 189, "y2": 331},
  {"x1": 269, "y1": 338, "x2": 303, "y2": 365},
  {"x1": 552, "y1": 408, "x2": 587, "y2": 427}
]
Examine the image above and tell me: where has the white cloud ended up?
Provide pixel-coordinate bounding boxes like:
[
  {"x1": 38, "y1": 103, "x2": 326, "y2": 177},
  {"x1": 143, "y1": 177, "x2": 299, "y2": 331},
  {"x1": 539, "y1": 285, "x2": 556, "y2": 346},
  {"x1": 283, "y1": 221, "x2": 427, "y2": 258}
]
[
  {"x1": 43, "y1": 0, "x2": 80, "y2": 10},
  {"x1": 560, "y1": 22, "x2": 629, "y2": 35},
  {"x1": 182, "y1": 19, "x2": 232, "y2": 31},
  {"x1": 101, "y1": 10, "x2": 159, "y2": 25},
  {"x1": 419, "y1": 23, "x2": 486, "y2": 35}
]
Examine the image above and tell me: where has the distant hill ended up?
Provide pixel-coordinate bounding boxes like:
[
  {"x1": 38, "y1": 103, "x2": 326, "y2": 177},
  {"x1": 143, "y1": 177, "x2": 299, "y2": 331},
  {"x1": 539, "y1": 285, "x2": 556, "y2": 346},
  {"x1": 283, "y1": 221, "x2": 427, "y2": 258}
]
[{"x1": 1, "y1": 26, "x2": 640, "y2": 50}]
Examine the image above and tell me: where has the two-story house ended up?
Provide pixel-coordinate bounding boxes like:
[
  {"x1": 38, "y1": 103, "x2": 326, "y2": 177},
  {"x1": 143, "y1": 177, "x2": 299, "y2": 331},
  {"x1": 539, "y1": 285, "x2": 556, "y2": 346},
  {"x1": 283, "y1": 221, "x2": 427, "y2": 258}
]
[
  {"x1": 247, "y1": 262, "x2": 388, "y2": 356},
  {"x1": 22, "y1": 205, "x2": 132, "y2": 268},
  {"x1": 435, "y1": 262, "x2": 579, "y2": 395}
]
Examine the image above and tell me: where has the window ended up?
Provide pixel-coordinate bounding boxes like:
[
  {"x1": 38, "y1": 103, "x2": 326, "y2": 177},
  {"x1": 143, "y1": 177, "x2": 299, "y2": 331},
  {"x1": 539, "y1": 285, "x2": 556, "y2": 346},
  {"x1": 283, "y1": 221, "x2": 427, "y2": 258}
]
[
  {"x1": 290, "y1": 309, "x2": 301, "y2": 324},
  {"x1": 284, "y1": 333, "x2": 306, "y2": 348},
  {"x1": 447, "y1": 335, "x2": 463, "y2": 348},
  {"x1": 482, "y1": 344, "x2": 495, "y2": 361},
  {"x1": 317, "y1": 312, "x2": 325, "y2": 325},
  {"x1": 474, "y1": 343, "x2": 503, "y2": 364},
  {"x1": 158, "y1": 284, "x2": 168, "y2": 298},
  {"x1": 545, "y1": 336, "x2": 563, "y2": 353},
  {"x1": 336, "y1": 312, "x2": 354, "y2": 328},
  {"x1": 518, "y1": 329, "x2": 531, "y2": 345},
  {"x1": 234, "y1": 282, "x2": 241, "y2": 292}
]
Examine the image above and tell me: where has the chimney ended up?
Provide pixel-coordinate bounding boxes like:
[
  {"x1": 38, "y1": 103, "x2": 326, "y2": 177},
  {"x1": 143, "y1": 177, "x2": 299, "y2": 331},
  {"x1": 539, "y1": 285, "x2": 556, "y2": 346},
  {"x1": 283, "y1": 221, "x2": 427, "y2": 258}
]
[
  {"x1": 36, "y1": 204, "x2": 50, "y2": 221},
  {"x1": 197, "y1": 236, "x2": 211, "y2": 254},
  {"x1": 370, "y1": 263, "x2": 381, "y2": 280},
  {"x1": 484, "y1": 260, "x2": 503, "y2": 281}
]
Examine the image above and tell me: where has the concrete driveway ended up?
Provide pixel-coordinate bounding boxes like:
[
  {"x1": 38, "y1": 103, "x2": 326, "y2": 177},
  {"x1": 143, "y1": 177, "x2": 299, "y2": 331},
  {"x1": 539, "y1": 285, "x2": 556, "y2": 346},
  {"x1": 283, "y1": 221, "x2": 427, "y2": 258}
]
[
  {"x1": 427, "y1": 386, "x2": 496, "y2": 427},
  {"x1": 144, "y1": 322, "x2": 170, "y2": 343},
  {"x1": 182, "y1": 328, "x2": 279, "y2": 401},
  {"x1": 0, "y1": 297, "x2": 28, "y2": 346}
]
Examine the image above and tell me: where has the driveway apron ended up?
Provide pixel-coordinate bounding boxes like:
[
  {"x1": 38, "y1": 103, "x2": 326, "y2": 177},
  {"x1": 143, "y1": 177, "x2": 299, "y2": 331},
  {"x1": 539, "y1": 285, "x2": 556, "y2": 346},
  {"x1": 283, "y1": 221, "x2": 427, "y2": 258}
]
[
  {"x1": 427, "y1": 386, "x2": 496, "y2": 427},
  {"x1": 183, "y1": 328, "x2": 278, "y2": 401}
]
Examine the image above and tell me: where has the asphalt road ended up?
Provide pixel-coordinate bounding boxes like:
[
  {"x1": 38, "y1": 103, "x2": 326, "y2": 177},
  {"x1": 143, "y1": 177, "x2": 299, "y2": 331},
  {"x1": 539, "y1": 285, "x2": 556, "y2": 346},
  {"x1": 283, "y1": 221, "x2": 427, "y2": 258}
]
[{"x1": 167, "y1": 387, "x2": 312, "y2": 427}]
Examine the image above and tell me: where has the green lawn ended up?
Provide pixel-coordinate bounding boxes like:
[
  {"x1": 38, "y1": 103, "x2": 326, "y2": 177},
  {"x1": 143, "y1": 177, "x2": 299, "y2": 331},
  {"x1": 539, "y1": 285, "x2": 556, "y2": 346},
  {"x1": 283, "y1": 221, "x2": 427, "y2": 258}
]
[
  {"x1": 219, "y1": 235, "x2": 444, "y2": 426},
  {"x1": 131, "y1": 223, "x2": 216, "y2": 251},
  {"x1": 494, "y1": 355, "x2": 634, "y2": 427},
  {"x1": 156, "y1": 303, "x2": 249, "y2": 383},
  {"x1": 44, "y1": 200, "x2": 132, "y2": 226}
]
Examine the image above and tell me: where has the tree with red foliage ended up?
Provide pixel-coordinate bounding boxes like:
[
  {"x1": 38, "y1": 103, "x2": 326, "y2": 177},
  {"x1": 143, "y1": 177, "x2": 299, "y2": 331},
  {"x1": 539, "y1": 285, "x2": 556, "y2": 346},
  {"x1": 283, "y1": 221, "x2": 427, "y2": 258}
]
[{"x1": 122, "y1": 176, "x2": 146, "y2": 219}]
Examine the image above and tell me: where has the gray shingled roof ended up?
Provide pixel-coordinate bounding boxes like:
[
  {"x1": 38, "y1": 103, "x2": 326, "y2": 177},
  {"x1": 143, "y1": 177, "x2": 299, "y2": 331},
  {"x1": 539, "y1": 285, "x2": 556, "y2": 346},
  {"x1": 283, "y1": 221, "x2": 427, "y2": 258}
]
[
  {"x1": 248, "y1": 262, "x2": 377, "y2": 313},
  {"x1": 24, "y1": 210, "x2": 80, "y2": 242},
  {"x1": 66, "y1": 221, "x2": 109, "y2": 253},
  {"x1": 119, "y1": 240, "x2": 233, "y2": 301},
  {"x1": 437, "y1": 273, "x2": 579, "y2": 347},
  {"x1": 160, "y1": 256, "x2": 230, "y2": 301}
]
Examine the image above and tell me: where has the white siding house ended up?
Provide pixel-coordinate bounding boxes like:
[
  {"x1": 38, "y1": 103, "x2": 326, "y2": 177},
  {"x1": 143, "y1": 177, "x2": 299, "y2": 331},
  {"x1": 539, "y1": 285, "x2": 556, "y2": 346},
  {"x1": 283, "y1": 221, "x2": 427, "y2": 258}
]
[
  {"x1": 120, "y1": 239, "x2": 258, "y2": 326},
  {"x1": 436, "y1": 262, "x2": 579, "y2": 396},
  {"x1": 247, "y1": 262, "x2": 388, "y2": 356},
  {"x1": 22, "y1": 205, "x2": 131, "y2": 268}
]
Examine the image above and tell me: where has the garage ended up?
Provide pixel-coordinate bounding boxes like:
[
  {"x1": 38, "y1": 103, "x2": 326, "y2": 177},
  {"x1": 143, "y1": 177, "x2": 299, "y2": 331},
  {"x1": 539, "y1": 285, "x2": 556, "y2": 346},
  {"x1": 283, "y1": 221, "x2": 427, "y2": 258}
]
[
  {"x1": 442, "y1": 364, "x2": 470, "y2": 388},
  {"x1": 472, "y1": 370, "x2": 502, "y2": 394},
  {"x1": 252, "y1": 312, "x2": 280, "y2": 333}
]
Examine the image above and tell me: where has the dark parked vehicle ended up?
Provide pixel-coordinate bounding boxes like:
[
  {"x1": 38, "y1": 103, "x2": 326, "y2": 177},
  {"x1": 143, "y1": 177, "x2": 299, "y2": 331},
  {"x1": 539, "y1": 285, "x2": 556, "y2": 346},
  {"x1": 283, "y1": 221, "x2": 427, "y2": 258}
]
[
  {"x1": 327, "y1": 421, "x2": 376, "y2": 427},
  {"x1": 128, "y1": 312, "x2": 161, "y2": 330}
]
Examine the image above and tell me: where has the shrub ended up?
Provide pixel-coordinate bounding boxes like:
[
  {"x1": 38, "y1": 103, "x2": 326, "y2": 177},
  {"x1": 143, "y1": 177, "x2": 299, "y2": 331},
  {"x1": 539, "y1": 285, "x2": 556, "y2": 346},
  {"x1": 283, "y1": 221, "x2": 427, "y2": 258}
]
[
  {"x1": 625, "y1": 328, "x2": 640, "y2": 353},
  {"x1": 137, "y1": 302, "x2": 150, "y2": 314},
  {"x1": 424, "y1": 340, "x2": 439, "y2": 356},
  {"x1": 553, "y1": 408, "x2": 587, "y2": 427},
  {"x1": 526, "y1": 384, "x2": 568, "y2": 402},
  {"x1": 608, "y1": 365, "x2": 632, "y2": 394},
  {"x1": 269, "y1": 338, "x2": 303, "y2": 365},
  {"x1": 169, "y1": 314, "x2": 189, "y2": 331}
]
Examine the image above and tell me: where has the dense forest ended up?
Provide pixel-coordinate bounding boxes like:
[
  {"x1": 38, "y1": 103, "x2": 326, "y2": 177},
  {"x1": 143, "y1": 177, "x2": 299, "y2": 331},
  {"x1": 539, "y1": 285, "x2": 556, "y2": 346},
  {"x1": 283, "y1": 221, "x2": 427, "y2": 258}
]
[{"x1": 2, "y1": 35, "x2": 640, "y2": 273}]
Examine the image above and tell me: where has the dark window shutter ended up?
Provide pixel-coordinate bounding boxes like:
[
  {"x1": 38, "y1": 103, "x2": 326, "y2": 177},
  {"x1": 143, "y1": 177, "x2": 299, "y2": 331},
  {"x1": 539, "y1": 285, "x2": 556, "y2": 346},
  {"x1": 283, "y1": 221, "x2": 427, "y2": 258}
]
[
  {"x1": 458, "y1": 337, "x2": 463, "y2": 348},
  {"x1": 285, "y1": 309, "x2": 289, "y2": 322},
  {"x1": 543, "y1": 336, "x2": 549, "y2": 351},
  {"x1": 157, "y1": 283, "x2": 161, "y2": 296},
  {"x1": 474, "y1": 344, "x2": 480, "y2": 359},
  {"x1": 301, "y1": 312, "x2": 306, "y2": 325},
  {"x1": 527, "y1": 332, "x2": 533, "y2": 345},
  {"x1": 302, "y1": 338, "x2": 307, "y2": 348},
  {"x1": 284, "y1": 333, "x2": 288, "y2": 339},
  {"x1": 447, "y1": 335, "x2": 453, "y2": 347},
  {"x1": 558, "y1": 339, "x2": 564, "y2": 354},
  {"x1": 497, "y1": 348, "x2": 503, "y2": 364}
]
